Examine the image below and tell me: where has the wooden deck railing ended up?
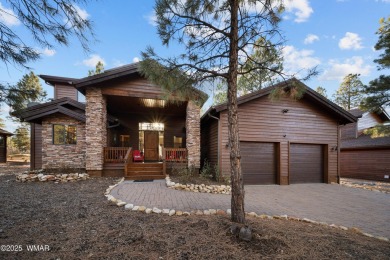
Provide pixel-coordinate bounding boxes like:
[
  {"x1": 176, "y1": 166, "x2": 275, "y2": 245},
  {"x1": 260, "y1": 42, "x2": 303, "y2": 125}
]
[
  {"x1": 163, "y1": 148, "x2": 187, "y2": 162},
  {"x1": 124, "y1": 147, "x2": 133, "y2": 164},
  {"x1": 104, "y1": 147, "x2": 130, "y2": 163}
]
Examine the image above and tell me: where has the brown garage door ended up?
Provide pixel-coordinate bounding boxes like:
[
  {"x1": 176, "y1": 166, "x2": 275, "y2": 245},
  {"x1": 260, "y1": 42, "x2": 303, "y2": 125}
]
[
  {"x1": 290, "y1": 143, "x2": 324, "y2": 183},
  {"x1": 241, "y1": 142, "x2": 276, "y2": 185}
]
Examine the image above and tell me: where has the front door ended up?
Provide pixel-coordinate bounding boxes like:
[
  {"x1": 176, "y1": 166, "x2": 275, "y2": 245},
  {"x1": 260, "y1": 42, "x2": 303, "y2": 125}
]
[{"x1": 144, "y1": 131, "x2": 159, "y2": 161}]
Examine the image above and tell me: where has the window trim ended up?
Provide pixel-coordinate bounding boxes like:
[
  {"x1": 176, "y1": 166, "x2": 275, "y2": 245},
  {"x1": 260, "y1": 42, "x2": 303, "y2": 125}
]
[{"x1": 52, "y1": 124, "x2": 77, "y2": 145}]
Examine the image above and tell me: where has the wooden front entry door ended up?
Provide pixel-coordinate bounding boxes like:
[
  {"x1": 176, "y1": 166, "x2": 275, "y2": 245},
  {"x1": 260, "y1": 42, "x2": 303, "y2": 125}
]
[{"x1": 144, "y1": 131, "x2": 159, "y2": 161}]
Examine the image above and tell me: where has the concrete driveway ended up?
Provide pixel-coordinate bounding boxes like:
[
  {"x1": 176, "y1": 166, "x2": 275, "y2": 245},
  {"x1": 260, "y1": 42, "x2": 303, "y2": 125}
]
[{"x1": 111, "y1": 181, "x2": 390, "y2": 238}]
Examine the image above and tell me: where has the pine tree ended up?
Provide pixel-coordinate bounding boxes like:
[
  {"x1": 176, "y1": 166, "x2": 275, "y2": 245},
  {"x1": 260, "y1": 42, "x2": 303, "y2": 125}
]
[
  {"x1": 12, "y1": 126, "x2": 30, "y2": 153},
  {"x1": 6, "y1": 72, "x2": 47, "y2": 120},
  {"x1": 140, "y1": 0, "x2": 315, "y2": 224},
  {"x1": 88, "y1": 61, "x2": 105, "y2": 76},
  {"x1": 315, "y1": 86, "x2": 328, "y2": 99},
  {"x1": 333, "y1": 74, "x2": 364, "y2": 110},
  {"x1": 361, "y1": 16, "x2": 390, "y2": 136}
]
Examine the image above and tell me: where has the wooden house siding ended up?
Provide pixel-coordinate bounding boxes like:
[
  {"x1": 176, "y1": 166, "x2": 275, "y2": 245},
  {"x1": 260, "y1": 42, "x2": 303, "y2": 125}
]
[
  {"x1": 357, "y1": 112, "x2": 382, "y2": 133},
  {"x1": 201, "y1": 118, "x2": 219, "y2": 168},
  {"x1": 340, "y1": 122, "x2": 357, "y2": 139},
  {"x1": 101, "y1": 78, "x2": 166, "y2": 99},
  {"x1": 218, "y1": 96, "x2": 339, "y2": 185},
  {"x1": 54, "y1": 84, "x2": 78, "y2": 100},
  {"x1": 31, "y1": 123, "x2": 42, "y2": 169},
  {"x1": 340, "y1": 149, "x2": 390, "y2": 182}
]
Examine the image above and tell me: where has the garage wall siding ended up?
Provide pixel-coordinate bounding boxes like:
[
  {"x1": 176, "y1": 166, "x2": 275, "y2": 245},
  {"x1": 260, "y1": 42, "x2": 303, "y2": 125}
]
[
  {"x1": 340, "y1": 149, "x2": 390, "y2": 182},
  {"x1": 218, "y1": 96, "x2": 339, "y2": 184}
]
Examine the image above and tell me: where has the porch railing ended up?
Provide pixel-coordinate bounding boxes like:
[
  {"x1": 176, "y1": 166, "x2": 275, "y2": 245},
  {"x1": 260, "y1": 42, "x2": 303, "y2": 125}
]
[
  {"x1": 104, "y1": 147, "x2": 130, "y2": 163},
  {"x1": 163, "y1": 148, "x2": 187, "y2": 162}
]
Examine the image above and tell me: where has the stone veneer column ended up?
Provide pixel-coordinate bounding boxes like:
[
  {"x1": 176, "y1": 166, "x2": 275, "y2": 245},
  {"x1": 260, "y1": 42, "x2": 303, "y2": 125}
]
[
  {"x1": 85, "y1": 87, "x2": 107, "y2": 176},
  {"x1": 186, "y1": 101, "x2": 201, "y2": 169}
]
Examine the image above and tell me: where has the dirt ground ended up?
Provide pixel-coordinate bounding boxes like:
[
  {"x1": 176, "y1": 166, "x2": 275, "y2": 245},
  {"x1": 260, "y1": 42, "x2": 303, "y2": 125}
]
[{"x1": 0, "y1": 168, "x2": 389, "y2": 259}]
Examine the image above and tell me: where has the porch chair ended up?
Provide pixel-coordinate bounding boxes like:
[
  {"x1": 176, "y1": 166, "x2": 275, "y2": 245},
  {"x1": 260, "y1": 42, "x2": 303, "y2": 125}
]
[{"x1": 133, "y1": 150, "x2": 144, "y2": 162}]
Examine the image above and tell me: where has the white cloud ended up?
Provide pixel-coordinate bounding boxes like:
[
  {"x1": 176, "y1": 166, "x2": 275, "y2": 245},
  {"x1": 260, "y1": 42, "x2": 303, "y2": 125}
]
[
  {"x1": 74, "y1": 5, "x2": 89, "y2": 20},
  {"x1": 132, "y1": 57, "x2": 140, "y2": 63},
  {"x1": 144, "y1": 11, "x2": 157, "y2": 26},
  {"x1": 283, "y1": 0, "x2": 313, "y2": 23},
  {"x1": 112, "y1": 59, "x2": 126, "y2": 67},
  {"x1": 377, "y1": 0, "x2": 390, "y2": 3},
  {"x1": 82, "y1": 54, "x2": 105, "y2": 68},
  {"x1": 282, "y1": 45, "x2": 321, "y2": 75},
  {"x1": 320, "y1": 56, "x2": 372, "y2": 81},
  {"x1": 41, "y1": 48, "x2": 56, "y2": 57},
  {"x1": 304, "y1": 34, "x2": 319, "y2": 44},
  {"x1": 339, "y1": 32, "x2": 363, "y2": 50},
  {"x1": 0, "y1": 3, "x2": 20, "y2": 26}
]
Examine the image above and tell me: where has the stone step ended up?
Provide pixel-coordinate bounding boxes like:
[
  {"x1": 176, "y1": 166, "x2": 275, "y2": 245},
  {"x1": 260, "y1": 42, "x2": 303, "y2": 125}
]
[
  {"x1": 125, "y1": 175, "x2": 165, "y2": 180},
  {"x1": 127, "y1": 170, "x2": 163, "y2": 176}
]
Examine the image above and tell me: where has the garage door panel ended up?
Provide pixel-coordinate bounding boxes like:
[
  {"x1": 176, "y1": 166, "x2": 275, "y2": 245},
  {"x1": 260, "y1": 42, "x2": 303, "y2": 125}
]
[
  {"x1": 241, "y1": 142, "x2": 276, "y2": 185},
  {"x1": 290, "y1": 144, "x2": 324, "y2": 183}
]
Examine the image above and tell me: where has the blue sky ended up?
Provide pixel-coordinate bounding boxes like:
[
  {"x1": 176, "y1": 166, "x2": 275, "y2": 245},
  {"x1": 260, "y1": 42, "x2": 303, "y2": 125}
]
[{"x1": 1, "y1": 0, "x2": 389, "y2": 132}]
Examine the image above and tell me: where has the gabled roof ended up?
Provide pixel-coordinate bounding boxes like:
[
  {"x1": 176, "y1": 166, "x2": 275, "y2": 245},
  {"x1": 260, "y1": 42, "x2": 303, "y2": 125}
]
[
  {"x1": 74, "y1": 63, "x2": 139, "y2": 88},
  {"x1": 38, "y1": 62, "x2": 208, "y2": 104},
  {"x1": 203, "y1": 78, "x2": 357, "y2": 125},
  {"x1": 341, "y1": 134, "x2": 390, "y2": 150},
  {"x1": 0, "y1": 128, "x2": 13, "y2": 136},
  {"x1": 39, "y1": 75, "x2": 78, "y2": 87},
  {"x1": 349, "y1": 107, "x2": 390, "y2": 122},
  {"x1": 19, "y1": 97, "x2": 86, "y2": 123}
]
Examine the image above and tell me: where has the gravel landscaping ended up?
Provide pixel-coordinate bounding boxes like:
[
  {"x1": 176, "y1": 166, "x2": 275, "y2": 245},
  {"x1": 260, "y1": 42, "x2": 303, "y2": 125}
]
[{"x1": 0, "y1": 167, "x2": 389, "y2": 259}]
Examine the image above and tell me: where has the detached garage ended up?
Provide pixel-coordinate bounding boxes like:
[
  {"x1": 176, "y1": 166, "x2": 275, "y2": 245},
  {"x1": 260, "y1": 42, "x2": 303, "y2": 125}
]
[{"x1": 201, "y1": 78, "x2": 356, "y2": 185}]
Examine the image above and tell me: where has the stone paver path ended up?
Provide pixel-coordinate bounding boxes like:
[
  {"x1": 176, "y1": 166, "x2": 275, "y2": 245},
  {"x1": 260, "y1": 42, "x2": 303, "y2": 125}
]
[{"x1": 111, "y1": 180, "x2": 390, "y2": 238}]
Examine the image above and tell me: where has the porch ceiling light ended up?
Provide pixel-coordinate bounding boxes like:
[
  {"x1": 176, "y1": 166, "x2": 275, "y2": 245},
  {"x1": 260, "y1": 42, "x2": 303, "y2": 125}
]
[{"x1": 142, "y1": 98, "x2": 166, "y2": 108}]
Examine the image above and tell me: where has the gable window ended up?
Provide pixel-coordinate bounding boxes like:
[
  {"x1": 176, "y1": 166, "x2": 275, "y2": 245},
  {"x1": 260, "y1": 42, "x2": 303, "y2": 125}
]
[{"x1": 53, "y1": 125, "x2": 77, "y2": 145}]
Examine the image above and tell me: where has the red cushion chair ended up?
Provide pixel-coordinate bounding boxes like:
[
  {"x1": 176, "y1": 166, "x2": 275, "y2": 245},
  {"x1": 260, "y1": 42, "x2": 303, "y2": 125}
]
[{"x1": 133, "y1": 150, "x2": 144, "y2": 162}]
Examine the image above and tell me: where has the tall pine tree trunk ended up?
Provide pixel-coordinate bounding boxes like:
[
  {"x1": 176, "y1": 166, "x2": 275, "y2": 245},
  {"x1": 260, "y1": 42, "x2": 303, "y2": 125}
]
[{"x1": 227, "y1": 0, "x2": 245, "y2": 224}]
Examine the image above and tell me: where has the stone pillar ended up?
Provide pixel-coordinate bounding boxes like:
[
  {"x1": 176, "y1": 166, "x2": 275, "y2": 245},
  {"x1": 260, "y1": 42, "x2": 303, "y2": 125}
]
[
  {"x1": 186, "y1": 101, "x2": 201, "y2": 169},
  {"x1": 85, "y1": 87, "x2": 107, "y2": 176}
]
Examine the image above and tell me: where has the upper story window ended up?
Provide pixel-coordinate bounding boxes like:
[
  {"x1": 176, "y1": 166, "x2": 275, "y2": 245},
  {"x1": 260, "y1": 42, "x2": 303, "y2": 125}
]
[{"x1": 53, "y1": 125, "x2": 77, "y2": 145}]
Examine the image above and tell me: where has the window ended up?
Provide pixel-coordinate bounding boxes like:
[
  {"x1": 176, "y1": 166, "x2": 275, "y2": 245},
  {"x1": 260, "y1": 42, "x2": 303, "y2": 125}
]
[
  {"x1": 120, "y1": 135, "x2": 130, "y2": 147},
  {"x1": 53, "y1": 125, "x2": 77, "y2": 145},
  {"x1": 0, "y1": 136, "x2": 4, "y2": 146},
  {"x1": 174, "y1": 136, "x2": 183, "y2": 148}
]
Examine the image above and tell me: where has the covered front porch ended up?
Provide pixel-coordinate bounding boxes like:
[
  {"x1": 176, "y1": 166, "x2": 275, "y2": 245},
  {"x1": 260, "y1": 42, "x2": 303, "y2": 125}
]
[
  {"x1": 103, "y1": 147, "x2": 187, "y2": 179},
  {"x1": 83, "y1": 70, "x2": 202, "y2": 178},
  {"x1": 98, "y1": 94, "x2": 198, "y2": 179}
]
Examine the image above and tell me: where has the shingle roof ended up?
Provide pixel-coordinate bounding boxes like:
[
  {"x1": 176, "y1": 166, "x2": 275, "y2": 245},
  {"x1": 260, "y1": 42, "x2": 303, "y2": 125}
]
[
  {"x1": 348, "y1": 108, "x2": 364, "y2": 118},
  {"x1": 0, "y1": 128, "x2": 13, "y2": 136},
  {"x1": 19, "y1": 97, "x2": 86, "y2": 123},
  {"x1": 341, "y1": 134, "x2": 390, "y2": 149}
]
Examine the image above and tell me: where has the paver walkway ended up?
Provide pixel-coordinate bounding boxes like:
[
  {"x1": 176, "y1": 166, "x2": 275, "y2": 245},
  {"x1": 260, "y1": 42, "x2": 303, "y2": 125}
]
[{"x1": 111, "y1": 180, "x2": 390, "y2": 238}]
